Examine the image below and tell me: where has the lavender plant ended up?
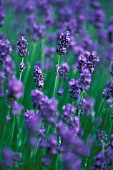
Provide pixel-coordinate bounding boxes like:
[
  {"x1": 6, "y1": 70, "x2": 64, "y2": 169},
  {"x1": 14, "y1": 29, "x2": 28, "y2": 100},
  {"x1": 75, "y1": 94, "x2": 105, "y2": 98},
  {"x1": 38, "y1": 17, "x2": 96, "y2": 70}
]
[{"x1": 0, "y1": 0, "x2": 113, "y2": 170}]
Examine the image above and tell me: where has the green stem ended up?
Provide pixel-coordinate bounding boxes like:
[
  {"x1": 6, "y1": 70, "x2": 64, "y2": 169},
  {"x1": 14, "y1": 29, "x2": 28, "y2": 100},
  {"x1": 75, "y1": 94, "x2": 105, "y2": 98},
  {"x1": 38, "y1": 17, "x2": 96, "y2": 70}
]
[
  {"x1": 109, "y1": 121, "x2": 113, "y2": 135},
  {"x1": 95, "y1": 98, "x2": 105, "y2": 129},
  {"x1": 19, "y1": 57, "x2": 24, "y2": 81},
  {"x1": 1, "y1": 106, "x2": 11, "y2": 147},
  {"x1": 53, "y1": 55, "x2": 61, "y2": 98},
  {"x1": 84, "y1": 98, "x2": 105, "y2": 168},
  {"x1": 41, "y1": 39, "x2": 45, "y2": 70},
  {"x1": 10, "y1": 115, "x2": 15, "y2": 146},
  {"x1": 21, "y1": 43, "x2": 37, "y2": 103}
]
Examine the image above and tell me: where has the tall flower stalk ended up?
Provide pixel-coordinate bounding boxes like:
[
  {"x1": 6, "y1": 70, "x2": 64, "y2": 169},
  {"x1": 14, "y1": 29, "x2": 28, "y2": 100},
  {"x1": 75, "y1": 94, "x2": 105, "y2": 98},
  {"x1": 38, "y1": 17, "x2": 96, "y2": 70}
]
[
  {"x1": 53, "y1": 31, "x2": 70, "y2": 97},
  {"x1": 17, "y1": 36, "x2": 29, "y2": 81}
]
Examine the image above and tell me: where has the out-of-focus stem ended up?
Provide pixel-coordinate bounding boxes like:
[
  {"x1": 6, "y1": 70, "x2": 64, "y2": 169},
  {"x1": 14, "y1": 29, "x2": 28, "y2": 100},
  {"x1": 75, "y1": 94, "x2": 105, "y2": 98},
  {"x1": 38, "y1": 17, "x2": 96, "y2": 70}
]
[
  {"x1": 84, "y1": 98, "x2": 105, "y2": 168},
  {"x1": 95, "y1": 98, "x2": 105, "y2": 129}
]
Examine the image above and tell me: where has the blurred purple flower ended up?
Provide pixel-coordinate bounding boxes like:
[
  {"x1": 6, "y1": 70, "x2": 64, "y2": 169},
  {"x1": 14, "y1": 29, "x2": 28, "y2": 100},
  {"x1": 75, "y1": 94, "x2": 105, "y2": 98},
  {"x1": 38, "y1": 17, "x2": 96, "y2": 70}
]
[
  {"x1": 1, "y1": 147, "x2": 21, "y2": 168},
  {"x1": 6, "y1": 76, "x2": 23, "y2": 100},
  {"x1": 12, "y1": 101, "x2": 24, "y2": 115},
  {"x1": 24, "y1": 110, "x2": 40, "y2": 133}
]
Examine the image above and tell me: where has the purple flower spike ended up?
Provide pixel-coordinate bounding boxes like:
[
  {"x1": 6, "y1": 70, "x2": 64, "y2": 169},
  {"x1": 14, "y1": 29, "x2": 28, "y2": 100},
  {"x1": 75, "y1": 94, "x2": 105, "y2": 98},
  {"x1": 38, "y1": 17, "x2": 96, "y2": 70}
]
[
  {"x1": 34, "y1": 64, "x2": 44, "y2": 89},
  {"x1": 56, "y1": 31, "x2": 70, "y2": 55},
  {"x1": 78, "y1": 51, "x2": 99, "y2": 74},
  {"x1": 57, "y1": 62, "x2": 69, "y2": 81},
  {"x1": 17, "y1": 36, "x2": 29, "y2": 57},
  {"x1": 69, "y1": 79, "x2": 80, "y2": 100}
]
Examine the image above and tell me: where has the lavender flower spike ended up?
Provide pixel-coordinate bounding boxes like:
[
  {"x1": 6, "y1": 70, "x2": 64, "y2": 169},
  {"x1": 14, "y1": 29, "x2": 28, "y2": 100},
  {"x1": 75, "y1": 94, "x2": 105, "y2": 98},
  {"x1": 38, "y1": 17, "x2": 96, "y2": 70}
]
[
  {"x1": 56, "y1": 31, "x2": 70, "y2": 55},
  {"x1": 34, "y1": 64, "x2": 44, "y2": 89},
  {"x1": 17, "y1": 36, "x2": 29, "y2": 57}
]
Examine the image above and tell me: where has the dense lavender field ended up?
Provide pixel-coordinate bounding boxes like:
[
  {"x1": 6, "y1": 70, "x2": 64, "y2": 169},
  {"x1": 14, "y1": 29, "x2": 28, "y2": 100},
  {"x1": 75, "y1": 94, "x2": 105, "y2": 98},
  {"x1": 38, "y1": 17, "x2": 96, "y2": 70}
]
[{"x1": 1, "y1": 0, "x2": 113, "y2": 169}]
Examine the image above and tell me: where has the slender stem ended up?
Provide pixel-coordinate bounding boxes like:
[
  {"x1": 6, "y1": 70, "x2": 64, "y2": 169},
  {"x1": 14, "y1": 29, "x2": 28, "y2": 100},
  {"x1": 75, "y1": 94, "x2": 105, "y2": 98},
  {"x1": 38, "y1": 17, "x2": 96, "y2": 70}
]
[
  {"x1": 21, "y1": 43, "x2": 37, "y2": 103},
  {"x1": 10, "y1": 115, "x2": 15, "y2": 146},
  {"x1": 53, "y1": 55, "x2": 61, "y2": 97},
  {"x1": 84, "y1": 98, "x2": 105, "y2": 168},
  {"x1": 41, "y1": 39, "x2": 45, "y2": 70},
  {"x1": 109, "y1": 121, "x2": 113, "y2": 135},
  {"x1": 95, "y1": 98, "x2": 105, "y2": 129},
  {"x1": 19, "y1": 43, "x2": 37, "y2": 150},
  {"x1": 19, "y1": 57, "x2": 24, "y2": 81},
  {"x1": 103, "y1": 108, "x2": 110, "y2": 131},
  {"x1": 1, "y1": 106, "x2": 11, "y2": 147}
]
